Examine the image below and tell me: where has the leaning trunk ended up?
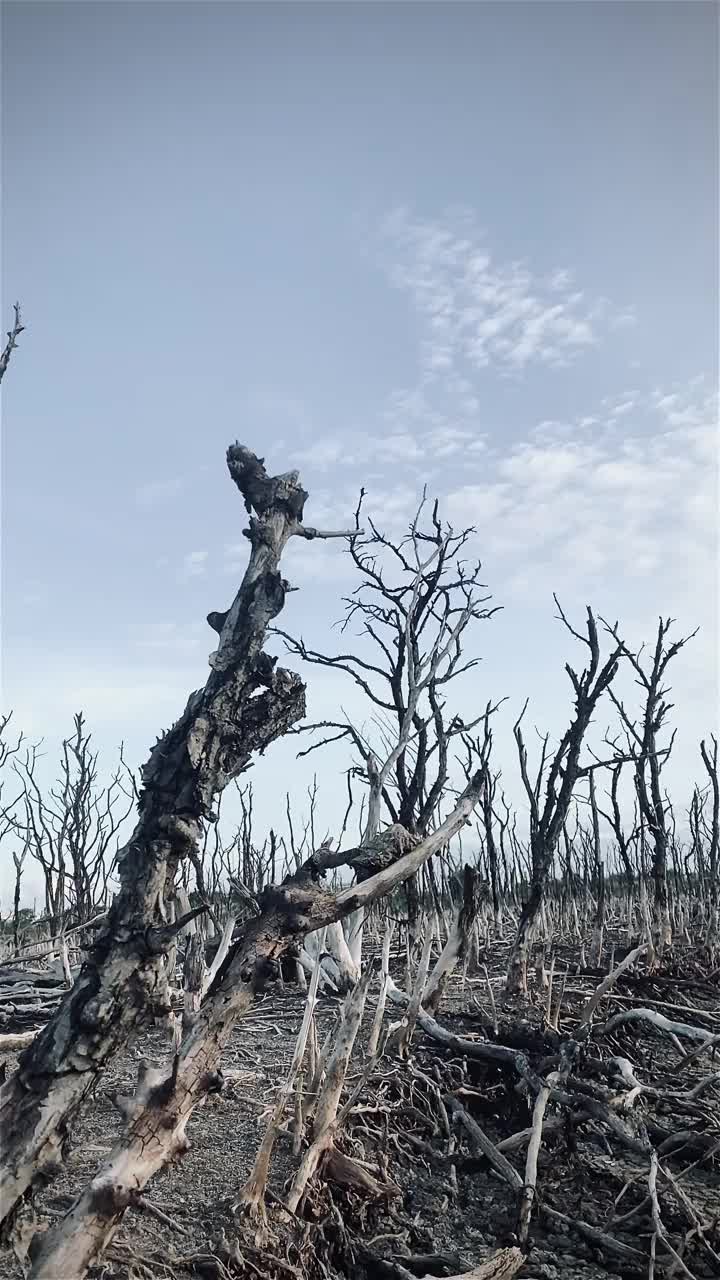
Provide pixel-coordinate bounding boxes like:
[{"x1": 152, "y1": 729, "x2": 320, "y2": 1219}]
[{"x1": 0, "y1": 448, "x2": 307, "y2": 1227}]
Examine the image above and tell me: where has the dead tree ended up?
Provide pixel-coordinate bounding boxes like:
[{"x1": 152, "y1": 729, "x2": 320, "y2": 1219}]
[
  {"x1": 699, "y1": 735, "x2": 719, "y2": 954},
  {"x1": 15, "y1": 715, "x2": 134, "y2": 934},
  {"x1": 10, "y1": 844, "x2": 29, "y2": 952},
  {"x1": 0, "y1": 716, "x2": 27, "y2": 950},
  {"x1": 422, "y1": 863, "x2": 483, "y2": 1014},
  {"x1": 0, "y1": 446, "x2": 354, "y2": 1227},
  {"x1": 604, "y1": 617, "x2": 697, "y2": 961},
  {"x1": 0, "y1": 302, "x2": 23, "y2": 383},
  {"x1": 505, "y1": 600, "x2": 623, "y2": 995},
  {"x1": 587, "y1": 773, "x2": 605, "y2": 965},
  {"x1": 26, "y1": 770, "x2": 485, "y2": 1280},
  {"x1": 598, "y1": 760, "x2": 640, "y2": 892},
  {"x1": 471, "y1": 705, "x2": 503, "y2": 932},
  {"x1": 279, "y1": 491, "x2": 500, "y2": 968}
]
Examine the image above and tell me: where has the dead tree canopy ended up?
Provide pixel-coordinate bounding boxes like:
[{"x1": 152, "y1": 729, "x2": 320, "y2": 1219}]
[
  {"x1": 505, "y1": 599, "x2": 625, "y2": 994},
  {"x1": 13, "y1": 714, "x2": 134, "y2": 934},
  {"x1": 0, "y1": 446, "x2": 354, "y2": 1228},
  {"x1": 604, "y1": 616, "x2": 698, "y2": 960},
  {"x1": 279, "y1": 492, "x2": 502, "y2": 957},
  {"x1": 280, "y1": 490, "x2": 500, "y2": 841}
]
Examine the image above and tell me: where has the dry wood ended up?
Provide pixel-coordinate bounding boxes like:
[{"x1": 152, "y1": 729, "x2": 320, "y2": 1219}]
[
  {"x1": 445, "y1": 1096, "x2": 522, "y2": 1190},
  {"x1": 541, "y1": 1204, "x2": 648, "y2": 1264},
  {"x1": 578, "y1": 942, "x2": 647, "y2": 1026},
  {"x1": 285, "y1": 962, "x2": 375, "y2": 1211},
  {"x1": 388, "y1": 930, "x2": 433, "y2": 1057},
  {"x1": 419, "y1": 1251, "x2": 524, "y2": 1280},
  {"x1": 25, "y1": 776, "x2": 485, "y2": 1280},
  {"x1": 0, "y1": 1031, "x2": 37, "y2": 1052},
  {"x1": 496, "y1": 1115, "x2": 565, "y2": 1153},
  {"x1": 1, "y1": 447, "x2": 313, "y2": 1227},
  {"x1": 201, "y1": 914, "x2": 237, "y2": 999},
  {"x1": 182, "y1": 934, "x2": 206, "y2": 1033},
  {"x1": 236, "y1": 929, "x2": 325, "y2": 1216},
  {"x1": 517, "y1": 1073, "x2": 554, "y2": 1245},
  {"x1": 598, "y1": 1007, "x2": 713, "y2": 1045},
  {"x1": 386, "y1": 977, "x2": 523, "y2": 1070},
  {"x1": 0, "y1": 302, "x2": 24, "y2": 383},
  {"x1": 367, "y1": 918, "x2": 393, "y2": 1058},
  {"x1": 422, "y1": 866, "x2": 483, "y2": 1015}
]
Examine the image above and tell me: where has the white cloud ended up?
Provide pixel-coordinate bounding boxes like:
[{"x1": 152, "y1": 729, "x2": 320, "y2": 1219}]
[
  {"x1": 292, "y1": 422, "x2": 484, "y2": 474},
  {"x1": 446, "y1": 384, "x2": 718, "y2": 616},
  {"x1": 377, "y1": 207, "x2": 633, "y2": 376}
]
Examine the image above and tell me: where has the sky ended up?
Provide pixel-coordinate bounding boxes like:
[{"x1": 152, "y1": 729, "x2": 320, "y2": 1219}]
[{"x1": 1, "y1": 1, "x2": 718, "y2": 903}]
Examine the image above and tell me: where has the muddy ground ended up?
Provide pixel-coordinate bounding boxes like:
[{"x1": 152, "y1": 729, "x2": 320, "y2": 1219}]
[{"x1": 1, "y1": 934, "x2": 719, "y2": 1280}]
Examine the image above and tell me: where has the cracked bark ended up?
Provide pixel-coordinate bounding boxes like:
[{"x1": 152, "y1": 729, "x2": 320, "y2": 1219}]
[{"x1": 0, "y1": 447, "x2": 309, "y2": 1227}]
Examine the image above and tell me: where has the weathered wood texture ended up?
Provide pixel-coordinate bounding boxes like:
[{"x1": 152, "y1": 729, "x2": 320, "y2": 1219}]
[{"x1": 0, "y1": 447, "x2": 307, "y2": 1226}]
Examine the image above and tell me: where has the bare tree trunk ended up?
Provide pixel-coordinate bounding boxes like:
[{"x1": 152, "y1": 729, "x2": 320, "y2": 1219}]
[
  {"x1": 367, "y1": 918, "x2": 393, "y2": 1057},
  {"x1": 387, "y1": 929, "x2": 433, "y2": 1057},
  {"x1": 422, "y1": 865, "x2": 482, "y2": 1015},
  {"x1": 237, "y1": 930, "x2": 325, "y2": 1216},
  {"x1": 0, "y1": 448, "x2": 312, "y2": 1227},
  {"x1": 201, "y1": 914, "x2": 236, "y2": 998},
  {"x1": 285, "y1": 963, "x2": 374, "y2": 1211},
  {"x1": 323, "y1": 920, "x2": 359, "y2": 992},
  {"x1": 182, "y1": 933, "x2": 206, "y2": 1033},
  {"x1": 506, "y1": 881, "x2": 542, "y2": 996},
  {"x1": 505, "y1": 603, "x2": 624, "y2": 995},
  {"x1": 605, "y1": 618, "x2": 697, "y2": 965},
  {"x1": 700, "y1": 738, "x2": 719, "y2": 958}
]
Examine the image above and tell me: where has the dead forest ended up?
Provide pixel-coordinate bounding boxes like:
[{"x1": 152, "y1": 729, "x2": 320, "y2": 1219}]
[{"x1": 1, "y1": 310, "x2": 719, "y2": 1280}]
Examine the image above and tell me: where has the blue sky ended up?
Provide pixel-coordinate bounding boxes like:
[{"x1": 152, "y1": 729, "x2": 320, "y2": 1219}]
[{"x1": 1, "y1": 2, "x2": 717, "y2": 898}]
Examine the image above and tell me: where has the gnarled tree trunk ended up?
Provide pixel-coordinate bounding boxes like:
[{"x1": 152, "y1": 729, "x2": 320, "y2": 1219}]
[{"x1": 0, "y1": 447, "x2": 312, "y2": 1227}]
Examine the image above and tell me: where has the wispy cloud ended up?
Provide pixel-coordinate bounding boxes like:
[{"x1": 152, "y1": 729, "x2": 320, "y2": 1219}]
[
  {"x1": 446, "y1": 383, "x2": 717, "y2": 609},
  {"x1": 292, "y1": 423, "x2": 485, "y2": 473},
  {"x1": 377, "y1": 207, "x2": 634, "y2": 377},
  {"x1": 276, "y1": 381, "x2": 718, "y2": 624}
]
